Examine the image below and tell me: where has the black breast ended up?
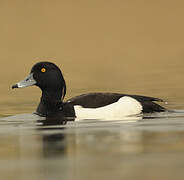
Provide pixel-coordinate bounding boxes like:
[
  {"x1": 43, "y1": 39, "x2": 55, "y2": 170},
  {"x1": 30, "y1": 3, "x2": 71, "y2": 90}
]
[{"x1": 36, "y1": 100, "x2": 75, "y2": 119}]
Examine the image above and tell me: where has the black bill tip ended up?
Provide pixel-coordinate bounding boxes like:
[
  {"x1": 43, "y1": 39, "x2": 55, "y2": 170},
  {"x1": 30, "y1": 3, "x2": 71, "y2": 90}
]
[{"x1": 12, "y1": 84, "x2": 18, "y2": 89}]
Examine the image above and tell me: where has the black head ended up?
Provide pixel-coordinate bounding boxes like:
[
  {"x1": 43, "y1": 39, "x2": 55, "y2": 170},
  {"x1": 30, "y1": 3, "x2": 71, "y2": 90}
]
[
  {"x1": 12, "y1": 61, "x2": 66, "y2": 100},
  {"x1": 31, "y1": 62, "x2": 65, "y2": 92}
]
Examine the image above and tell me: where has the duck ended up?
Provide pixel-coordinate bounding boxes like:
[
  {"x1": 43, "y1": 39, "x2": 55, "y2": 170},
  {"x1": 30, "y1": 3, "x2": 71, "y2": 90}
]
[{"x1": 12, "y1": 61, "x2": 166, "y2": 121}]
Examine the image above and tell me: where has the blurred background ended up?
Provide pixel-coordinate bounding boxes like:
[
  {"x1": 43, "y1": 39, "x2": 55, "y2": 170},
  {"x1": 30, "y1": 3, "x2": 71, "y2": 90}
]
[
  {"x1": 1, "y1": 0, "x2": 184, "y2": 115},
  {"x1": 1, "y1": 2, "x2": 184, "y2": 180}
]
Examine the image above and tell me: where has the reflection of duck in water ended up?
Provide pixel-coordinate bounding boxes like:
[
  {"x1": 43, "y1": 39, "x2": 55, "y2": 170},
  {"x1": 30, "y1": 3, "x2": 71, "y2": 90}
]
[
  {"x1": 40, "y1": 131, "x2": 66, "y2": 158},
  {"x1": 12, "y1": 62, "x2": 166, "y2": 122}
]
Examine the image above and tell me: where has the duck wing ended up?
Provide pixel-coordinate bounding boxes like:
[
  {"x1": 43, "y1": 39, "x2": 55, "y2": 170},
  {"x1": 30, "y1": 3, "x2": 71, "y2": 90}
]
[{"x1": 66, "y1": 92, "x2": 166, "y2": 113}]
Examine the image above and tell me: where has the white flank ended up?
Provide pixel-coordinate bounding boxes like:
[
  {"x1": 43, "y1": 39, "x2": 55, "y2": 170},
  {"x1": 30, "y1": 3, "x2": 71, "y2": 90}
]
[{"x1": 74, "y1": 96, "x2": 143, "y2": 121}]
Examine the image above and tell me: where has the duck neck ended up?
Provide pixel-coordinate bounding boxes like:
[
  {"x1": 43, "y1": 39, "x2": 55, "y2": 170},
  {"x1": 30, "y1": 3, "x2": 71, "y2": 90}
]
[
  {"x1": 36, "y1": 88, "x2": 64, "y2": 116},
  {"x1": 41, "y1": 88, "x2": 62, "y2": 102}
]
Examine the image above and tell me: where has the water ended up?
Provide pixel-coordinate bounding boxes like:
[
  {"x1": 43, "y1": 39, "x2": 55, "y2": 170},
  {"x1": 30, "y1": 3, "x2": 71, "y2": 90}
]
[
  {"x1": 1, "y1": 0, "x2": 184, "y2": 179},
  {"x1": 0, "y1": 112, "x2": 184, "y2": 180}
]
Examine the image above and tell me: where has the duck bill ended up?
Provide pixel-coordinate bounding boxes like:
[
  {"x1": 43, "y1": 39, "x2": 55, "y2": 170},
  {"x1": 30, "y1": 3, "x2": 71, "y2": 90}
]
[{"x1": 12, "y1": 73, "x2": 36, "y2": 89}]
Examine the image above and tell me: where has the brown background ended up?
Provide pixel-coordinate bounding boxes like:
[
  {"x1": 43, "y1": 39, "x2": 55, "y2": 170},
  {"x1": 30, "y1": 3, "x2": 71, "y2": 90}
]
[{"x1": 0, "y1": 0, "x2": 184, "y2": 115}]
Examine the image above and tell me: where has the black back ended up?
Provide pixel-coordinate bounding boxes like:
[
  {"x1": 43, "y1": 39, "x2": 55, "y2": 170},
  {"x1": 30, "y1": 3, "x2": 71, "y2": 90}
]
[{"x1": 66, "y1": 92, "x2": 166, "y2": 113}]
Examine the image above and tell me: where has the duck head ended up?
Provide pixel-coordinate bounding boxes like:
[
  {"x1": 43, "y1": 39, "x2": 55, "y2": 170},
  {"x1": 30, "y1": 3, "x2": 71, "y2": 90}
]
[{"x1": 12, "y1": 61, "x2": 66, "y2": 101}]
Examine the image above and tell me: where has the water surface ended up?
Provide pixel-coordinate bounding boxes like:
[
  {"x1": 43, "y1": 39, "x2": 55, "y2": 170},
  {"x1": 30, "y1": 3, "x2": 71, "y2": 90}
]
[{"x1": 0, "y1": 112, "x2": 184, "y2": 180}]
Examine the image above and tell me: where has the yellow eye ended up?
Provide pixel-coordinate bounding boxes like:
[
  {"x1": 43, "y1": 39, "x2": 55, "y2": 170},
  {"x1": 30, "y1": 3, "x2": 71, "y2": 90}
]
[{"x1": 41, "y1": 68, "x2": 46, "y2": 73}]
